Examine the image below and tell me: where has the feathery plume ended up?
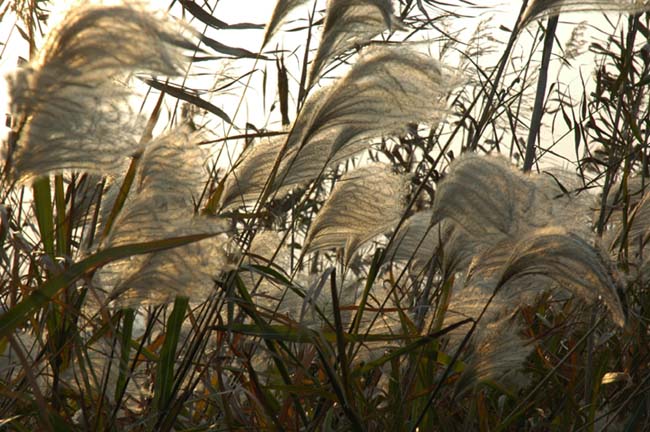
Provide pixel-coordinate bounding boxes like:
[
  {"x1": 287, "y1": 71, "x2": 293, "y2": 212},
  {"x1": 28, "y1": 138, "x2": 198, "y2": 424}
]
[
  {"x1": 433, "y1": 154, "x2": 594, "y2": 243},
  {"x1": 528, "y1": 170, "x2": 595, "y2": 238},
  {"x1": 455, "y1": 317, "x2": 533, "y2": 395},
  {"x1": 7, "y1": 5, "x2": 188, "y2": 182},
  {"x1": 244, "y1": 230, "x2": 293, "y2": 305},
  {"x1": 446, "y1": 239, "x2": 531, "y2": 326},
  {"x1": 222, "y1": 47, "x2": 453, "y2": 208},
  {"x1": 521, "y1": 0, "x2": 650, "y2": 27},
  {"x1": 220, "y1": 136, "x2": 284, "y2": 210},
  {"x1": 440, "y1": 225, "x2": 476, "y2": 276},
  {"x1": 432, "y1": 154, "x2": 534, "y2": 242},
  {"x1": 263, "y1": 0, "x2": 311, "y2": 46},
  {"x1": 93, "y1": 128, "x2": 233, "y2": 307},
  {"x1": 135, "y1": 126, "x2": 206, "y2": 203},
  {"x1": 287, "y1": 46, "x2": 451, "y2": 155},
  {"x1": 304, "y1": 164, "x2": 407, "y2": 263},
  {"x1": 102, "y1": 127, "x2": 207, "y2": 247},
  {"x1": 384, "y1": 211, "x2": 445, "y2": 267},
  {"x1": 277, "y1": 46, "x2": 451, "y2": 189},
  {"x1": 498, "y1": 227, "x2": 626, "y2": 327},
  {"x1": 460, "y1": 237, "x2": 558, "y2": 316},
  {"x1": 107, "y1": 227, "x2": 232, "y2": 307},
  {"x1": 219, "y1": 88, "x2": 331, "y2": 209},
  {"x1": 308, "y1": 0, "x2": 399, "y2": 86}
]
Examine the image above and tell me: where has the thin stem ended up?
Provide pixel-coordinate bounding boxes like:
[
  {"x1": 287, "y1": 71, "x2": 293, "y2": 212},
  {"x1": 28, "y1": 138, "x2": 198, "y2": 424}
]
[{"x1": 523, "y1": 15, "x2": 559, "y2": 172}]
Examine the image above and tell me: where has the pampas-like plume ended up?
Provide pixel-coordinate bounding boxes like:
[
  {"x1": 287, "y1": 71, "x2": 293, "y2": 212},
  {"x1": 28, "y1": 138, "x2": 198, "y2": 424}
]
[
  {"x1": 304, "y1": 164, "x2": 407, "y2": 263},
  {"x1": 455, "y1": 317, "x2": 533, "y2": 395},
  {"x1": 7, "y1": 5, "x2": 188, "y2": 182},
  {"x1": 263, "y1": 0, "x2": 310, "y2": 46},
  {"x1": 106, "y1": 228, "x2": 232, "y2": 307},
  {"x1": 432, "y1": 154, "x2": 594, "y2": 243},
  {"x1": 498, "y1": 227, "x2": 626, "y2": 327},
  {"x1": 277, "y1": 46, "x2": 451, "y2": 188},
  {"x1": 221, "y1": 89, "x2": 335, "y2": 209},
  {"x1": 308, "y1": 0, "x2": 399, "y2": 86},
  {"x1": 102, "y1": 127, "x2": 207, "y2": 247},
  {"x1": 384, "y1": 211, "x2": 445, "y2": 267},
  {"x1": 93, "y1": 128, "x2": 233, "y2": 307},
  {"x1": 220, "y1": 47, "x2": 452, "y2": 209},
  {"x1": 521, "y1": 0, "x2": 650, "y2": 27},
  {"x1": 220, "y1": 136, "x2": 284, "y2": 210},
  {"x1": 285, "y1": 46, "x2": 451, "y2": 155},
  {"x1": 244, "y1": 230, "x2": 293, "y2": 304},
  {"x1": 432, "y1": 154, "x2": 535, "y2": 241}
]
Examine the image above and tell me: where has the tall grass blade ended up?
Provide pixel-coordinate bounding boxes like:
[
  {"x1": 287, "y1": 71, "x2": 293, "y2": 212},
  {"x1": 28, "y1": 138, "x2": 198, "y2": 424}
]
[
  {"x1": 153, "y1": 296, "x2": 189, "y2": 415},
  {"x1": 32, "y1": 177, "x2": 55, "y2": 257}
]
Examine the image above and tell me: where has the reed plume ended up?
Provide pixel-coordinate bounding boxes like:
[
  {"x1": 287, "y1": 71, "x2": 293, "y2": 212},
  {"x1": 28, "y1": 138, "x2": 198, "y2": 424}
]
[{"x1": 6, "y1": 4, "x2": 188, "y2": 181}]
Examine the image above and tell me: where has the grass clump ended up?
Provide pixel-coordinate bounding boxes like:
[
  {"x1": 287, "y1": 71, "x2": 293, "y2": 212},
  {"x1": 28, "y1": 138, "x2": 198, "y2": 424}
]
[{"x1": 1, "y1": 1, "x2": 650, "y2": 430}]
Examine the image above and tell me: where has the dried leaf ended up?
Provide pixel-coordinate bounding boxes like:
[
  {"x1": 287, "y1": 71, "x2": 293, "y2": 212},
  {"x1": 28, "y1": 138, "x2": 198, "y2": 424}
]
[
  {"x1": 179, "y1": 0, "x2": 263, "y2": 30},
  {"x1": 199, "y1": 34, "x2": 265, "y2": 59},
  {"x1": 145, "y1": 79, "x2": 232, "y2": 125}
]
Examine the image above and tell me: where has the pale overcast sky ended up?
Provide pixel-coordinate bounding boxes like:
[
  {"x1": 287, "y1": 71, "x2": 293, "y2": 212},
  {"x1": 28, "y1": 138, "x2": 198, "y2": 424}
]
[{"x1": 0, "y1": 1, "x2": 624, "y2": 169}]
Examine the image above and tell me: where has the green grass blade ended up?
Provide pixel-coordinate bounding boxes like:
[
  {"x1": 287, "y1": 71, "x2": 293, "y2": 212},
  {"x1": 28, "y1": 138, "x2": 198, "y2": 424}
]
[
  {"x1": 0, "y1": 233, "x2": 217, "y2": 338},
  {"x1": 32, "y1": 177, "x2": 55, "y2": 257},
  {"x1": 154, "y1": 296, "x2": 188, "y2": 414},
  {"x1": 115, "y1": 308, "x2": 135, "y2": 403},
  {"x1": 54, "y1": 174, "x2": 67, "y2": 256}
]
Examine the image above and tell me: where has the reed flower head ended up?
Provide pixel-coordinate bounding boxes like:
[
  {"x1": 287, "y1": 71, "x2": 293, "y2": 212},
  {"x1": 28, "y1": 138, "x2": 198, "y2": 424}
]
[
  {"x1": 521, "y1": 0, "x2": 650, "y2": 27},
  {"x1": 308, "y1": 0, "x2": 400, "y2": 86},
  {"x1": 305, "y1": 163, "x2": 407, "y2": 263},
  {"x1": 6, "y1": 4, "x2": 189, "y2": 182},
  {"x1": 264, "y1": 0, "x2": 310, "y2": 46},
  {"x1": 93, "y1": 128, "x2": 234, "y2": 307}
]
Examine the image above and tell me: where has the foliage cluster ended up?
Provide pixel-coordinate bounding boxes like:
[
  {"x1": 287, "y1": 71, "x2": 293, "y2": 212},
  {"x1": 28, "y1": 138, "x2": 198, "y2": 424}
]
[{"x1": 1, "y1": 0, "x2": 650, "y2": 430}]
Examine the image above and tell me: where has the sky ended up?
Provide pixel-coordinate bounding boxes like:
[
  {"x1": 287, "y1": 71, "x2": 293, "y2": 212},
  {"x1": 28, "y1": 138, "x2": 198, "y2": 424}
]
[{"x1": 0, "y1": 0, "x2": 625, "y2": 170}]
